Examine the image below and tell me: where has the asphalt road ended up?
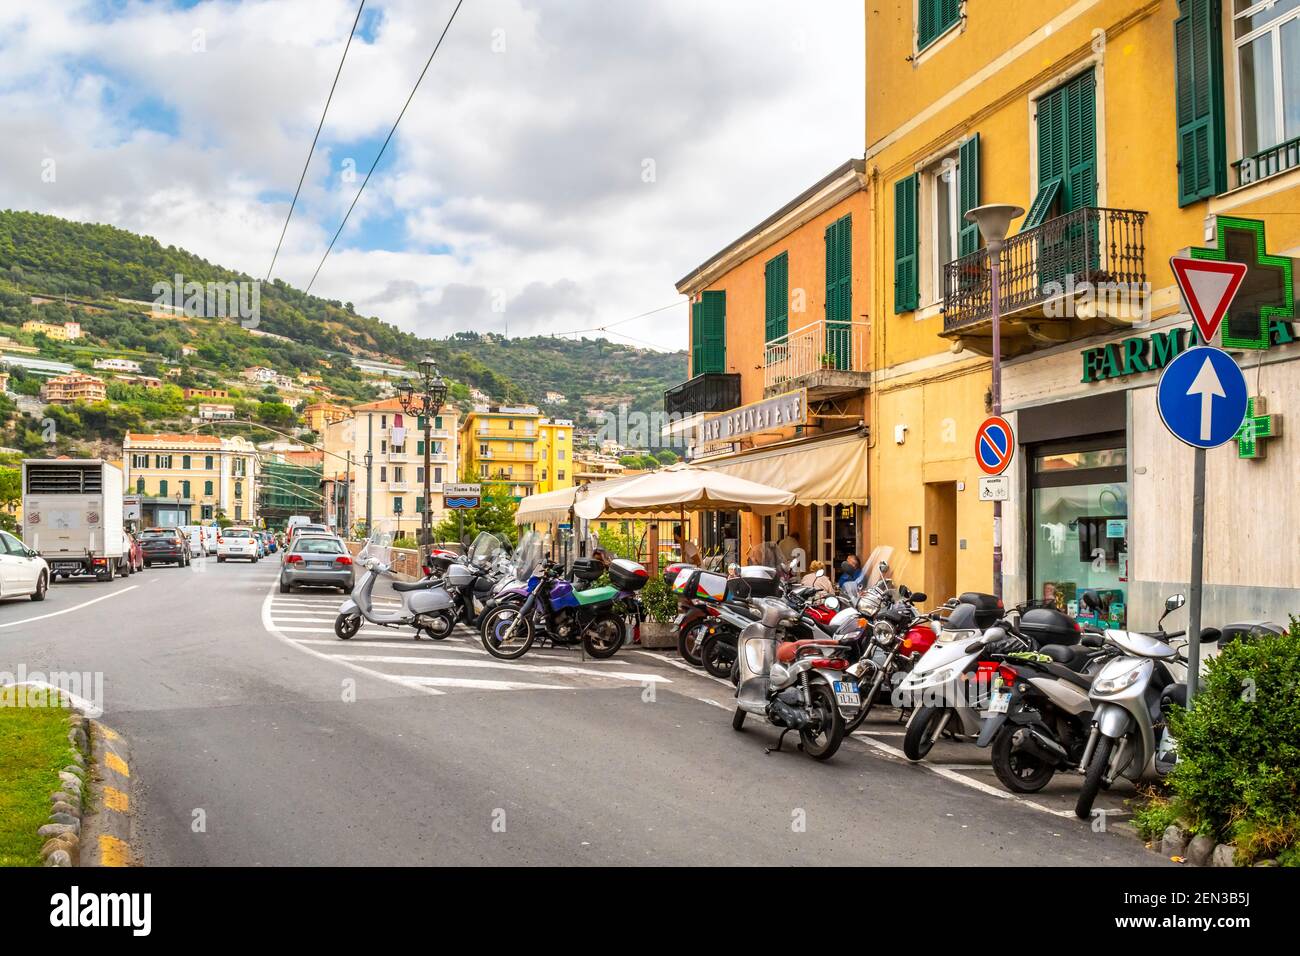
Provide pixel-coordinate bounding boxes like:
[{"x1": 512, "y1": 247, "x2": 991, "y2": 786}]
[{"x1": 0, "y1": 556, "x2": 1164, "y2": 866}]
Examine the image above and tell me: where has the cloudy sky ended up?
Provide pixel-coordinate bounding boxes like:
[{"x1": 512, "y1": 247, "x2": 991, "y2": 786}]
[{"x1": 0, "y1": 0, "x2": 864, "y2": 351}]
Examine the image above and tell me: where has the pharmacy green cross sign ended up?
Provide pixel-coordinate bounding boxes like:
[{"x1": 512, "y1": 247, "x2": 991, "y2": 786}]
[
  {"x1": 1191, "y1": 216, "x2": 1296, "y2": 350},
  {"x1": 1233, "y1": 396, "x2": 1282, "y2": 460}
]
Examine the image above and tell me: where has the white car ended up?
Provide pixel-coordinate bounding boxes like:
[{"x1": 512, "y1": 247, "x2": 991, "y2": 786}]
[
  {"x1": 216, "y1": 527, "x2": 260, "y2": 563},
  {"x1": 0, "y1": 529, "x2": 50, "y2": 601},
  {"x1": 180, "y1": 525, "x2": 208, "y2": 557}
]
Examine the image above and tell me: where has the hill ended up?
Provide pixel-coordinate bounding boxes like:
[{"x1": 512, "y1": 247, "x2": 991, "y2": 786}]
[{"x1": 0, "y1": 210, "x2": 686, "y2": 442}]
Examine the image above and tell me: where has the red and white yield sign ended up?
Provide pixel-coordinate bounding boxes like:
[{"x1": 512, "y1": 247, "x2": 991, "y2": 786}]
[
  {"x1": 1170, "y1": 255, "x2": 1247, "y2": 345},
  {"x1": 975, "y1": 416, "x2": 1015, "y2": 476}
]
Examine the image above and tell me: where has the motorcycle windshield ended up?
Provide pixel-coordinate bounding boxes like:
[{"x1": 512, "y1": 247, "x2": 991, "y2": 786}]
[
  {"x1": 512, "y1": 531, "x2": 544, "y2": 581},
  {"x1": 468, "y1": 531, "x2": 508, "y2": 565},
  {"x1": 358, "y1": 521, "x2": 397, "y2": 568}
]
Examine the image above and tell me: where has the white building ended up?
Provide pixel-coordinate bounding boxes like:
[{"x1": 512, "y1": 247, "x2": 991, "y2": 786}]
[{"x1": 94, "y1": 358, "x2": 143, "y2": 373}]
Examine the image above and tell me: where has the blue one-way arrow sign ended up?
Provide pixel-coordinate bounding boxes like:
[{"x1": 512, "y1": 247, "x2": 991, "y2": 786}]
[{"x1": 1156, "y1": 346, "x2": 1248, "y2": 449}]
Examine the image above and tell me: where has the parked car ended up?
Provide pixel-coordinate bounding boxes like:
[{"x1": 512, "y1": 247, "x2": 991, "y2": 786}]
[
  {"x1": 280, "y1": 534, "x2": 355, "y2": 593},
  {"x1": 180, "y1": 525, "x2": 209, "y2": 558},
  {"x1": 217, "y1": 527, "x2": 260, "y2": 562},
  {"x1": 120, "y1": 531, "x2": 145, "y2": 575},
  {"x1": 287, "y1": 523, "x2": 330, "y2": 547},
  {"x1": 254, "y1": 533, "x2": 268, "y2": 558},
  {"x1": 0, "y1": 529, "x2": 49, "y2": 601},
  {"x1": 140, "y1": 527, "x2": 192, "y2": 567},
  {"x1": 201, "y1": 525, "x2": 219, "y2": 554}
]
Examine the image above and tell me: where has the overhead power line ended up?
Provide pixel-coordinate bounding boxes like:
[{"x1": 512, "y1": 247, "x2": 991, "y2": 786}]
[
  {"x1": 549, "y1": 300, "x2": 684, "y2": 339},
  {"x1": 304, "y1": 0, "x2": 466, "y2": 296},
  {"x1": 266, "y1": 0, "x2": 368, "y2": 282}
]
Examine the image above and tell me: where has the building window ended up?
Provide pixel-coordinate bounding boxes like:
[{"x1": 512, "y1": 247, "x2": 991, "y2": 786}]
[
  {"x1": 381, "y1": 415, "x2": 387, "y2": 429},
  {"x1": 235, "y1": 481, "x2": 243, "y2": 499},
  {"x1": 380, "y1": 466, "x2": 387, "y2": 482},
  {"x1": 393, "y1": 496, "x2": 403, "y2": 514},
  {"x1": 159, "y1": 479, "x2": 168, "y2": 496},
  {"x1": 132, "y1": 453, "x2": 149, "y2": 469},
  {"x1": 479, "y1": 443, "x2": 488, "y2": 456},
  {"x1": 435, "y1": 416, "x2": 443, "y2": 430},
  {"x1": 917, "y1": 0, "x2": 961, "y2": 52},
  {"x1": 156, "y1": 454, "x2": 171, "y2": 469},
  {"x1": 136, "y1": 478, "x2": 145, "y2": 493},
  {"x1": 235, "y1": 506, "x2": 242, "y2": 521},
  {"x1": 764, "y1": 251, "x2": 789, "y2": 343},
  {"x1": 181, "y1": 480, "x2": 190, "y2": 498},
  {"x1": 558, "y1": 450, "x2": 565, "y2": 460},
  {"x1": 479, "y1": 463, "x2": 489, "y2": 477},
  {"x1": 479, "y1": 419, "x2": 488, "y2": 433},
  {"x1": 691, "y1": 290, "x2": 727, "y2": 375},
  {"x1": 434, "y1": 467, "x2": 442, "y2": 483},
  {"x1": 204, "y1": 480, "x2": 214, "y2": 496},
  {"x1": 393, "y1": 467, "x2": 404, "y2": 483},
  {"x1": 416, "y1": 497, "x2": 425, "y2": 514},
  {"x1": 381, "y1": 439, "x2": 387, "y2": 453},
  {"x1": 1029, "y1": 435, "x2": 1128, "y2": 628},
  {"x1": 233, "y1": 458, "x2": 246, "y2": 477},
  {"x1": 205, "y1": 455, "x2": 214, "y2": 470},
  {"x1": 182, "y1": 455, "x2": 191, "y2": 469},
  {"x1": 558, "y1": 470, "x2": 565, "y2": 481},
  {"x1": 1234, "y1": 0, "x2": 1300, "y2": 160},
  {"x1": 416, "y1": 467, "x2": 424, "y2": 483},
  {"x1": 202, "y1": 505, "x2": 213, "y2": 520},
  {"x1": 393, "y1": 444, "x2": 404, "y2": 455}
]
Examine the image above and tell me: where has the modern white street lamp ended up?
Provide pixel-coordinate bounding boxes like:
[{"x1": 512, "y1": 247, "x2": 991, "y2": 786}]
[{"x1": 963, "y1": 202, "x2": 1024, "y2": 600}]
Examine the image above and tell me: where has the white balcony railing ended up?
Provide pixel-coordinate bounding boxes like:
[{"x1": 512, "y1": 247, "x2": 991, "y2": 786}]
[{"x1": 763, "y1": 318, "x2": 870, "y2": 393}]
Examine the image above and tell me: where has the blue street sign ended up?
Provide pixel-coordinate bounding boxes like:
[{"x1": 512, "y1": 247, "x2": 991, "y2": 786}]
[{"x1": 1156, "y1": 346, "x2": 1248, "y2": 449}]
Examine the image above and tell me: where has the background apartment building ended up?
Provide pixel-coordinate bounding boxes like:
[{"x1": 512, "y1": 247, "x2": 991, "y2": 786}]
[
  {"x1": 459, "y1": 406, "x2": 574, "y2": 500},
  {"x1": 122, "y1": 433, "x2": 259, "y2": 526},
  {"x1": 323, "y1": 399, "x2": 460, "y2": 534},
  {"x1": 40, "y1": 371, "x2": 107, "y2": 404}
]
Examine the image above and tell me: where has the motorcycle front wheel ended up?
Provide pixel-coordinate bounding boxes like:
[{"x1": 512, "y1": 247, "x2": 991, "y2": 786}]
[
  {"x1": 334, "y1": 613, "x2": 361, "y2": 641},
  {"x1": 903, "y1": 706, "x2": 947, "y2": 761},
  {"x1": 990, "y1": 725, "x2": 1056, "y2": 793},
  {"x1": 481, "y1": 606, "x2": 535, "y2": 660},
  {"x1": 799, "y1": 683, "x2": 846, "y2": 761},
  {"x1": 1075, "y1": 735, "x2": 1114, "y2": 820},
  {"x1": 582, "y1": 613, "x2": 625, "y2": 659},
  {"x1": 678, "y1": 620, "x2": 706, "y2": 667},
  {"x1": 699, "y1": 633, "x2": 734, "y2": 679}
]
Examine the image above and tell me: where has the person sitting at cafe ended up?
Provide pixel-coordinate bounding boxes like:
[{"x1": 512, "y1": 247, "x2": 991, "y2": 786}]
[
  {"x1": 801, "y1": 560, "x2": 835, "y2": 595},
  {"x1": 837, "y1": 553, "x2": 862, "y2": 588},
  {"x1": 673, "y1": 525, "x2": 701, "y2": 565}
]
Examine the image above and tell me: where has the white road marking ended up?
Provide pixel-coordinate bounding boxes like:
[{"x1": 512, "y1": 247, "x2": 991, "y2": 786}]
[
  {"x1": 289, "y1": 637, "x2": 622, "y2": 663},
  {"x1": 326, "y1": 654, "x2": 672, "y2": 683},
  {"x1": 631, "y1": 649, "x2": 733, "y2": 688},
  {"x1": 392, "y1": 675, "x2": 573, "y2": 691},
  {"x1": 260, "y1": 583, "x2": 445, "y2": 697},
  {"x1": 853, "y1": 734, "x2": 1076, "y2": 818},
  {"x1": 0, "y1": 585, "x2": 138, "y2": 630}
]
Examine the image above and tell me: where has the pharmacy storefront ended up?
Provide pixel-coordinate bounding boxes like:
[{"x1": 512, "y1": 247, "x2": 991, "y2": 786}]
[{"x1": 1000, "y1": 221, "x2": 1300, "y2": 630}]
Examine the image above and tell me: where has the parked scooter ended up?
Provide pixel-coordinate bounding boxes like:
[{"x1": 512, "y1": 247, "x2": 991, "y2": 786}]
[
  {"x1": 440, "y1": 532, "x2": 512, "y2": 629},
  {"x1": 334, "y1": 525, "x2": 458, "y2": 641},
  {"x1": 729, "y1": 584, "x2": 858, "y2": 761}
]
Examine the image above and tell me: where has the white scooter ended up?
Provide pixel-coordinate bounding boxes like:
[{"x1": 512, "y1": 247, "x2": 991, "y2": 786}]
[{"x1": 333, "y1": 527, "x2": 457, "y2": 641}]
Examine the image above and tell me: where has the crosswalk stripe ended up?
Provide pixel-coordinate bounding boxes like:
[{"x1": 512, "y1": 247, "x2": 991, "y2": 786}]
[
  {"x1": 389, "y1": 675, "x2": 574, "y2": 691},
  {"x1": 326, "y1": 654, "x2": 671, "y2": 683},
  {"x1": 288, "y1": 638, "x2": 615, "y2": 663}
]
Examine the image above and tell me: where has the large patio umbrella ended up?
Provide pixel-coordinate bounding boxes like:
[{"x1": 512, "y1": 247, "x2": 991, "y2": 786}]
[
  {"x1": 514, "y1": 472, "x2": 644, "y2": 525},
  {"x1": 572, "y1": 464, "x2": 795, "y2": 520}
]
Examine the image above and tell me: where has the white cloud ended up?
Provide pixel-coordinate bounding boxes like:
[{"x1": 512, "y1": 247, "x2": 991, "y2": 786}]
[{"x1": 0, "y1": 0, "x2": 863, "y2": 350}]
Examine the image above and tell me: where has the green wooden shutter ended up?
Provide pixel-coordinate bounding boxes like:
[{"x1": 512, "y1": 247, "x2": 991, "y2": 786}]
[
  {"x1": 764, "y1": 252, "x2": 789, "y2": 343},
  {"x1": 1020, "y1": 178, "x2": 1062, "y2": 231},
  {"x1": 690, "y1": 299, "x2": 705, "y2": 376},
  {"x1": 894, "y1": 175, "x2": 919, "y2": 313},
  {"x1": 918, "y1": 0, "x2": 961, "y2": 50},
  {"x1": 958, "y1": 133, "x2": 981, "y2": 256},
  {"x1": 698, "y1": 291, "x2": 727, "y2": 374},
  {"x1": 1064, "y1": 70, "x2": 1098, "y2": 211},
  {"x1": 824, "y1": 215, "x2": 852, "y2": 368},
  {"x1": 1174, "y1": 0, "x2": 1226, "y2": 205},
  {"x1": 159, "y1": 479, "x2": 168, "y2": 496}
]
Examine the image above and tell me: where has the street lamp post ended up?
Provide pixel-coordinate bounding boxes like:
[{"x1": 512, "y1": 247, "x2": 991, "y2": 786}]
[
  {"x1": 963, "y1": 203, "x2": 1024, "y2": 601},
  {"x1": 397, "y1": 356, "x2": 448, "y2": 562}
]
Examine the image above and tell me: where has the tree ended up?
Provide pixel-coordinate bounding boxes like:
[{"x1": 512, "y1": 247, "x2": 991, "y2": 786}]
[
  {"x1": 655, "y1": 449, "x2": 679, "y2": 465},
  {"x1": 256, "y1": 401, "x2": 297, "y2": 428}
]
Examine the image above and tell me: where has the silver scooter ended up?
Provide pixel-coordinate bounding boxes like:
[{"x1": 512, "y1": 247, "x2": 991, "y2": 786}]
[
  {"x1": 333, "y1": 526, "x2": 457, "y2": 641},
  {"x1": 730, "y1": 588, "x2": 858, "y2": 761}
]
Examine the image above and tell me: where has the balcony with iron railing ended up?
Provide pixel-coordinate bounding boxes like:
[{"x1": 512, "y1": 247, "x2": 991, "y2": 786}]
[
  {"x1": 941, "y1": 206, "x2": 1147, "y2": 355},
  {"x1": 663, "y1": 372, "x2": 741, "y2": 418},
  {"x1": 763, "y1": 318, "x2": 870, "y2": 398},
  {"x1": 1233, "y1": 134, "x2": 1300, "y2": 188}
]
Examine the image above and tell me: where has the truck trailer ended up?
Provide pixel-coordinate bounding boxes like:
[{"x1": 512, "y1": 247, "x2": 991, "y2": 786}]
[{"x1": 22, "y1": 458, "x2": 127, "y2": 582}]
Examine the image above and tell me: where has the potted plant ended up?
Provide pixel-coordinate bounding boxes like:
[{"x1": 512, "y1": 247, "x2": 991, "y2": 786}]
[
  {"x1": 637, "y1": 574, "x2": 678, "y2": 649},
  {"x1": 818, "y1": 352, "x2": 835, "y2": 369}
]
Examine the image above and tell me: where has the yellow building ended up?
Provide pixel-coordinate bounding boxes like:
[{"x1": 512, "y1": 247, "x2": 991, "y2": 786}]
[
  {"x1": 22, "y1": 320, "x2": 81, "y2": 340},
  {"x1": 866, "y1": 0, "x2": 1300, "y2": 623},
  {"x1": 123, "y1": 433, "x2": 259, "y2": 526},
  {"x1": 536, "y1": 418, "x2": 575, "y2": 495},
  {"x1": 459, "y1": 405, "x2": 548, "y2": 499},
  {"x1": 322, "y1": 399, "x2": 459, "y2": 532},
  {"x1": 670, "y1": 160, "x2": 872, "y2": 567},
  {"x1": 303, "y1": 401, "x2": 350, "y2": 433},
  {"x1": 40, "y1": 372, "x2": 106, "y2": 405}
]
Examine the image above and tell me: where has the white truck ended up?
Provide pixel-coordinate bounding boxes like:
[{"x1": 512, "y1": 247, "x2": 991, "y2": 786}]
[{"x1": 22, "y1": 458, "x2": 127, "y2": 582}]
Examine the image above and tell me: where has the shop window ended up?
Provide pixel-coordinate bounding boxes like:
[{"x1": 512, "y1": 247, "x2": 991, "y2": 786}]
[{"x1": 1029, "y1": 435, "x2": 1128, "y2": 627}]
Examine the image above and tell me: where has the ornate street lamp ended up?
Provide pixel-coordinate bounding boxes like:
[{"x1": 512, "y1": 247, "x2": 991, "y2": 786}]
[
  {"x1": 963, "y1": 202, "x2": 1024, "y2": 601},
  {"x1": 397, "y1": 355, "x2": 448, "y2": 558}
]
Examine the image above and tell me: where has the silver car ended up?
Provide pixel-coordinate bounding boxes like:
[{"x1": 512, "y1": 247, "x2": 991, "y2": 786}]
[{"x1": 279, "y1": 535, "x2": 355, "y2": 593}]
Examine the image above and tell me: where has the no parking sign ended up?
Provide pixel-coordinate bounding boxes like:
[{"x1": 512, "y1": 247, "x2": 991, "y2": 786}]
[{"x1": 975, "y1": 416, "x2": 1015, "y2": 476}]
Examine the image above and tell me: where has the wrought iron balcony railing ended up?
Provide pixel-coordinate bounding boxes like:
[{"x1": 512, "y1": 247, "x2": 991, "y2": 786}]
[
  {"x1": 763, "y1": 318, "x2": 869, "y2": 393},
  {"x1": 663, "y1": 372, "x2": 741, "y2": 418},
  {"x1": 942, "y1": 206, "x2": 1147, "y2": 334},
  {"x1": 1234, "y1": 134, "x2": 1300, "y2": 187}
]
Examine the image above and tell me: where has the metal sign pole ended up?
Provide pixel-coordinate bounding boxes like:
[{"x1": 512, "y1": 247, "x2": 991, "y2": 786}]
[{"x1": 1186, "y1": 447, "x2": 1206, "y2": 703}]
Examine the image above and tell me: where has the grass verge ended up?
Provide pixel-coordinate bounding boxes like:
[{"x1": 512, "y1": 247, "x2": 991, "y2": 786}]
[{"x1": 0, "y1": 686, "x2": 76, "y2": 867}]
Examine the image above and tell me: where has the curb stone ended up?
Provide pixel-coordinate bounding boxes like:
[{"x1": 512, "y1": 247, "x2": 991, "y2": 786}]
[{"x1": 79, "y1": 719, "x2": 135, "y2": 866}]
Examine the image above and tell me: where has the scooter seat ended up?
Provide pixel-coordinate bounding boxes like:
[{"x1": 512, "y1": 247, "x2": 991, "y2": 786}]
[
  {"x1": 1039, "y1": 643, "x2": 1094, "y2": 672},
  {"x1": 776, "y1": 639, "x2": 841, "y2": 664},
  {"x1": 391, "y1": 578, "x2": 436, "y2": 592}
]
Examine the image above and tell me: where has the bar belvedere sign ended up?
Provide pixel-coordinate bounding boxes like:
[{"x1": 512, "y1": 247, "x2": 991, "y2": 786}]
[{"x1": 699, "y1": 388, "x2": 806, "y2": 444}]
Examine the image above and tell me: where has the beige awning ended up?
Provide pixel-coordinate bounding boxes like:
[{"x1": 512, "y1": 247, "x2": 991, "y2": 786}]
[
  {"x1": 514, "y1": 472, "x2": 645, "y2": 525},
  {"x1": 573, "y1": 464, "x2": 795, "y2": 519},
  {"x1": 693, "y1": 428, "x2": 868, "y2": 506}
]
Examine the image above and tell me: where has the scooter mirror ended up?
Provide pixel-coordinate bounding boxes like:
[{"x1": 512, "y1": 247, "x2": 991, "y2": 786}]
[
  {"x1": 910, "y1": 591, "x2": 928, "y2": 604},
  {"x1": 1166, "y1": 593, "x2": 1187, "y2": 613},
  {"x1": 1200, "y1": 626, "x2": 1222, "y2": 645}
]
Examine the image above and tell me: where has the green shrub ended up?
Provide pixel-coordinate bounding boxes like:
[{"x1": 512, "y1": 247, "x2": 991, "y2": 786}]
[
  {"x1": 1130, "y1": 792, "x2": 1180, "y2": 842},
  {"x1": 1166, "y1": 618, "x2": 1300, "y2": 863},
  {"x1": 639, "y1": 573, "x2": 677, "y2": 624}
]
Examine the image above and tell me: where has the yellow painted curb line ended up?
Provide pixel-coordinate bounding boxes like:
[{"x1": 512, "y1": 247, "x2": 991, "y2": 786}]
[
  {"x1": 102, "y1": 787, "x2": 130, "y2": 812},
  {"x1": 98, "y1": 725, "x2": 120, "y2": 741},
  {"x1": 104, "y1": 752, "x2": 130, "y2": 777},
  {"x1": 98, "y1": 834, "x2": 131, "y2": 867}
]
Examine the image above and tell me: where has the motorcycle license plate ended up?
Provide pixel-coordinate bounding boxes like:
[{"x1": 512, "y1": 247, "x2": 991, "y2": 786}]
[
  {"x1": 833, "y1": 680, "x2": 860, "y2": 708},
  {"x1": 987, "y1": 689, "x2": 1011, "y2": 715},
  {"x1": 672, "y1": 613, "x2": 685, "y2": 626}
]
